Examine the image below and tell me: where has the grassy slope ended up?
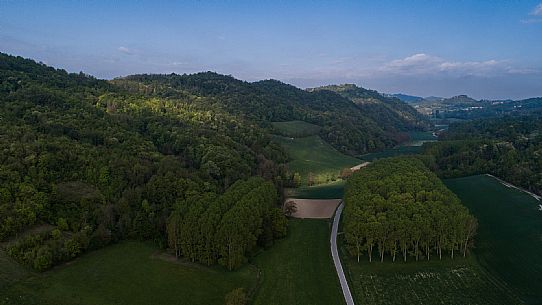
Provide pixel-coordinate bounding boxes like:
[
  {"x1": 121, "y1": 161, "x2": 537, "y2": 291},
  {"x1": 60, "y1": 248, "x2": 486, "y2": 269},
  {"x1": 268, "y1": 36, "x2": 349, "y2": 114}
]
[
  {"x1": 286, "y1": 180, "x2": 346, "y2": 199},
  {"x1": 252, "y1": 219, "x2": 344, "y2": 305},
  {"x1": 274, "y1": 135, "x2": 361, "y2": 184},
  {"x1": 445, "y1": 175, "x2": 542, "y2": 304},
  {"x1": 271, "y1": 121, "x2": 321, "y2": 137},
  {"x1": 0, "y1": 242, "x2": 257, "y2": 305}
]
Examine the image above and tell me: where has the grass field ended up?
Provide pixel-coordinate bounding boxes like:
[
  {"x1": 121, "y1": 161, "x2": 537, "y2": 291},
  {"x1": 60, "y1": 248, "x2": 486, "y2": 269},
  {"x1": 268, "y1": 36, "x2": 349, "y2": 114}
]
[
  {"x1": 406, "y1": 131, "x2": 437, "y2": 146},
  {"x1": 274, "y1": 135, "x2": 361, "y2": 184},
  {"x1": 0, "y1": 242, "x2": 257, "y2": 305},
  {"x1": 286, "y1": 180, "x2": 346, "y2": 199},
  {"x1": 252, "y1": 219, "x2": 344, "y2": 305},
  {"x1": 359, "y1": 131, "x2": 436, "y2": 161},
  {"x1": 445, "y1": 175, "x2": 542, "y2": 304},
  {"x1": 340, "y1": 251, "x2": 520, "y2": 305},
  {"x1": 271, "y1": 121, "x2": 321, "y2": 137},
  {"x1": 359, "y1": 145, "x2": 423, "y2": 161},
  {"x1": 0, "y1": 250, "x2": 31, "y2": 291}
]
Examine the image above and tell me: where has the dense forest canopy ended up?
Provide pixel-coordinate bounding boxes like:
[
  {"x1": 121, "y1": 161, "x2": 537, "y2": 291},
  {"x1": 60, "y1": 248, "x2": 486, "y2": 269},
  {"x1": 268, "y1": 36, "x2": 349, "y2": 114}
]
[
  {"x1": 422, "y1": 115, "x2": 542, "y2": 195},
  {"x1": 310, "y1": 84, "x2": 430, "y2": 132},
  {"x1": 113, "y1": 73, "x2": 430, "y2": 155},
  {"x1": 0, "y1": 53, "x2": 288, "y2": 270},
  {"x1": 0, "y1": 52, "x2": 430, "y2": 271},
  {"x1": 343, "y1": 157, "x2": 477, "y2": 263}
]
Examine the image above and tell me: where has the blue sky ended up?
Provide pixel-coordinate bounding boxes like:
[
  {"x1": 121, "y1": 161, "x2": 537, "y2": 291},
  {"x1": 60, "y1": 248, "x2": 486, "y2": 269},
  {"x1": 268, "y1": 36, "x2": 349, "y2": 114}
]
[{"x1": 1, "y1": 0, "x2": 542, "y2": 99}]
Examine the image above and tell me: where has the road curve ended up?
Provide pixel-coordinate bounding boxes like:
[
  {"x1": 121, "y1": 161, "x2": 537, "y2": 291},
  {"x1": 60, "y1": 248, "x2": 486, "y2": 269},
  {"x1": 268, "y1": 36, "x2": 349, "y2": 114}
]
[{"x1": 331, "y1": 201, "x2": 355, "y2": 305}]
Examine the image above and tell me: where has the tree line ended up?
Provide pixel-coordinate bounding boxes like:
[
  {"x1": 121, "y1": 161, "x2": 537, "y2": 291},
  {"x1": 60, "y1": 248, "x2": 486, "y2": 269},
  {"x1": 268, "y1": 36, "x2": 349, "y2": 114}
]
[
  {"x1": 343, "y1": 157, "x2": 477, "y2": 263},
  {"x1": 167, "y1": 177, "x2": 287, "y2": 270},
  {"x1": 423, "y1": 115, "x2": 542, "y2": 195}
]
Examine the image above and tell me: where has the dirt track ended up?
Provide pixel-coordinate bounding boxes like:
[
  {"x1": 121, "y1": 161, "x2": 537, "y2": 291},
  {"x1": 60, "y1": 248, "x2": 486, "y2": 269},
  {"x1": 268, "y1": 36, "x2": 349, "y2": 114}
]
[
  {"x1": 350, "y1": 162, "x2": 370, "y2": 172},
  {"x1": 285, "y1": 198, "x2": 341, "y2": 219}
]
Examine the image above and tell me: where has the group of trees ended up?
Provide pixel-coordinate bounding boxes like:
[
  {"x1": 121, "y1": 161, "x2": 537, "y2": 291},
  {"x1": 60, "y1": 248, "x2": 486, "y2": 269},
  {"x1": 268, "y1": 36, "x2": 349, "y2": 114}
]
[
  {"x1": 0, "y1": 53, "x2": 288, "y2": 271},
  {"x1": 166, "y1": 177, "x2": 287, "y2": 270},
  {"x1": 6, "y1": 228, "x2": 89, "y2": 271},
  {"x1": 343, "y1": 157, "x2": 477, "y2": 263},
  {"x1": 423, "y1": 115, "x2": 542, "y2": 195}
]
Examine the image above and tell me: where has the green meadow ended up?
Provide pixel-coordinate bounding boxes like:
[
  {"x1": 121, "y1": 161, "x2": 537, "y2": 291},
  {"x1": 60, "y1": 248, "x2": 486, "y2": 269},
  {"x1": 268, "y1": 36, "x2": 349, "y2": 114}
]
[
  {"x1": 0, "y1": 242, "x2": 257, "y2": 305},
  {"x1": 274, "y1": 135, "x2": 361, "y2": 184},
  {"x1": 252, "y1": 219, "x2": 344, "y2": 305}
]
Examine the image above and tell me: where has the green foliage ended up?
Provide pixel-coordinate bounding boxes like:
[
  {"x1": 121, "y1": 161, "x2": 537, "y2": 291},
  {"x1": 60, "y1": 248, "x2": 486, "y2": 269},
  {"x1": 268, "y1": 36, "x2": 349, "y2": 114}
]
[
  {"x1": 165, "y1": 178, "x2": 287, "y2": 270},
  {"x1": 424, "y1": 115, "x2": 542, "y2": 195},
  {"x1": 313, "y1": 84, "x2": 431, "y2": 133},
  {"x1": 0, "y1": 53, "x2": 287, "y2": 269},
  {"x1": 114, "y1": 73, "x2": 428, "y2": 156},
  {"x1": 344, "y1": 157, "x2": 477, "y2": 263},
  {"x1": 224, "y1": 288, "x2": 247, "y2": 305}
]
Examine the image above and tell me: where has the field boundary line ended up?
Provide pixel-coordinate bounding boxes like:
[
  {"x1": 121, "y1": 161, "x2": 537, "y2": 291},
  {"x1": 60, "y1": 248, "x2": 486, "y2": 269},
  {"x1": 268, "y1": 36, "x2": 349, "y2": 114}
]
[
  {"x1": 331, "y1": 201, "x2": 355, "y2": 305},
  {"x1": 485, "y1": 174, "x2": 541, "y2": 201}
]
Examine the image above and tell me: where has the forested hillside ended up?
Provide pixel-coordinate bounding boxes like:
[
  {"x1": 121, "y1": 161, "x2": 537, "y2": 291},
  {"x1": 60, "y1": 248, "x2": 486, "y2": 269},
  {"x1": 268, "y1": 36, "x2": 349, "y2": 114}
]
[
  {"x1": 113, "y1": 74, "x2": 429, "y2": 155},
  {"x1": 422, "y1": 115, "x2": 542, "y2": 195},
  {"x1": 0, "y1": 53, "x2": 287, "y2": 270},
  {"x1": 310, "y1": 84, "x2": 431, "y2": 132}
]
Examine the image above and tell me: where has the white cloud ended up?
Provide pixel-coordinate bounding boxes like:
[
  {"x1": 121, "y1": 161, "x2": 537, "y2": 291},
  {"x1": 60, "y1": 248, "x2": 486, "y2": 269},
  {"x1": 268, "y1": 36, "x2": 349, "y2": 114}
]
[
  {"x1": 378, "y1": 53, "x2": 516, "y2": 77},
  {"x1": 117, "y1": 46, "x2": 134, "y2": 55},
  {"x1": 531, "y1": 3, "x2": 542, "y2": 16}
]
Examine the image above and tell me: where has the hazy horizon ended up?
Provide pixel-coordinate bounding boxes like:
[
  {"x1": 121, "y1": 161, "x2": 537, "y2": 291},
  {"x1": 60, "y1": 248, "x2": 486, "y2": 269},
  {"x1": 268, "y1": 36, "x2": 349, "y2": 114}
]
[{"x1": 1, "y1": 0, "x2": 542, "y2": 100}]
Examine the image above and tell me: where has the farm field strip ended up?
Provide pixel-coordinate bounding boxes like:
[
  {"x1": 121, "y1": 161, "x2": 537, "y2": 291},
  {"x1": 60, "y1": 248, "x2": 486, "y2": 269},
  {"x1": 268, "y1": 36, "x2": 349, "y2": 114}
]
[{"x1": 445, "y1": 175, "x2": 542, "y2": 303}]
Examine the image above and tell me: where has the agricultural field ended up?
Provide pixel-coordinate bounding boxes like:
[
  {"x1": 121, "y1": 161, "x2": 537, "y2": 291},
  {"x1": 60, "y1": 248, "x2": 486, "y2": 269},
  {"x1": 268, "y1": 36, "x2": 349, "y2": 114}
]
[
  {"x1": 339, "y1": 237, "x2": 521, "y2": 305},
  {"x1": 359, "y1": 145, "x2": 422, "y2": 161},
  {"x1": 271, "y1": 120, "x2": 321, "y2": 138},
  {"x1": 405, "y1": 131, "x2": 437, "y2": 146},
  {"x1": 445, "y1": 175, "x2": 542, "y2": 304},
  {"x1": 274, "y1": 135, "x2": 361, "y2": 184},
  {"x1": 286, "y1": 180, "x2": 346, "y2": 199},
  {"x1": 0, "y1": 242, "x2": 257, "y2": 305},
  {"x1": 252, "y1": 219, "x2": 344, "y2": 305},
  {"x1": 359, "y1": 131, "x2": 435, "y2": 161}
]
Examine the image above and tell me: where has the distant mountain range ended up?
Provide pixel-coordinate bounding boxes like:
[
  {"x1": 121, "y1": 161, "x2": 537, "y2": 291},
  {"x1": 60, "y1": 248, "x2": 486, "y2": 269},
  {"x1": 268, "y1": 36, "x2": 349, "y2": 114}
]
[{"x1": 388, "y1": 92, "x2": 542, "y2": 120}]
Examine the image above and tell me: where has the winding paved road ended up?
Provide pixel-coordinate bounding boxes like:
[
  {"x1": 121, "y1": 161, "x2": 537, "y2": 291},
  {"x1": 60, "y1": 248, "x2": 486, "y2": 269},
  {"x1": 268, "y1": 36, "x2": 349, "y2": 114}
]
[{"x1": 331, "y1": 201, "x2": 355, "y2": 305}]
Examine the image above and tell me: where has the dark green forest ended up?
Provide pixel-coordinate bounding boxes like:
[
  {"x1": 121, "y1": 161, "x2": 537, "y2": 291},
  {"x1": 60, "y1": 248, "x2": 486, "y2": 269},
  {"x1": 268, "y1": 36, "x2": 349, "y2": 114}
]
[
  {"x1": 113, "y1": 73, "x2": 430, "y2": 155},
  {"x1": 343, "y1": 157, "x2": 477, "y2": 263},
  {"x1": 0, "y1": 53, "x2": 289, "y2": 270},
  {"x1": 311, "y1": 84, "x2": 430, "y2": 133},
  {"x1": 422, "y1": 115, "x2": 542, "y2": 195}
]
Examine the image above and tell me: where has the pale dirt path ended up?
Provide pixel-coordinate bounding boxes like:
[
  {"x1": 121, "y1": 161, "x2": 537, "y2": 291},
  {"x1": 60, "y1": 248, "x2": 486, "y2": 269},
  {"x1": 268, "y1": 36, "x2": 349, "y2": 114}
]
[
  {"x1": 350, "y1": 162, "x2": 370, "y2": 172},
  {"x1": 331, "y1": 202, "x2": 355, "y2": 305},
  {"x1": 285, "y1": 198, "x2": 341, "y2": 219}
]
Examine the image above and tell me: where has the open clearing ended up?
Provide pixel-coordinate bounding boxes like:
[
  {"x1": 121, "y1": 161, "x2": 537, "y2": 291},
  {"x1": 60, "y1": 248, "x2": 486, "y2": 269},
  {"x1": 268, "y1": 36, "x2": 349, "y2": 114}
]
[
  {"x1": 286, "y1": 180, "x2": 346, "y2": 199},
  {"x1": 252, "y1": 219, "x2": 345, "y2": 305},
  {"x1": 359, "y1": 131, "x2": 436, "y2": 161},
  {"x1": 271, "y1": 120, "x2": 321, "y2": 137},
  {"x1": 273, "y1": 135, "x2": 361, "y2": 185},
  {"x1": 285, "y1": 198, "x2": 341, "y2": 219},
  {"x1": 0, "y1": 242, "x2": 257, "y2": 305},
  {"x1": 445, "y1": 175, "x2": 542, "y2": 304}
]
